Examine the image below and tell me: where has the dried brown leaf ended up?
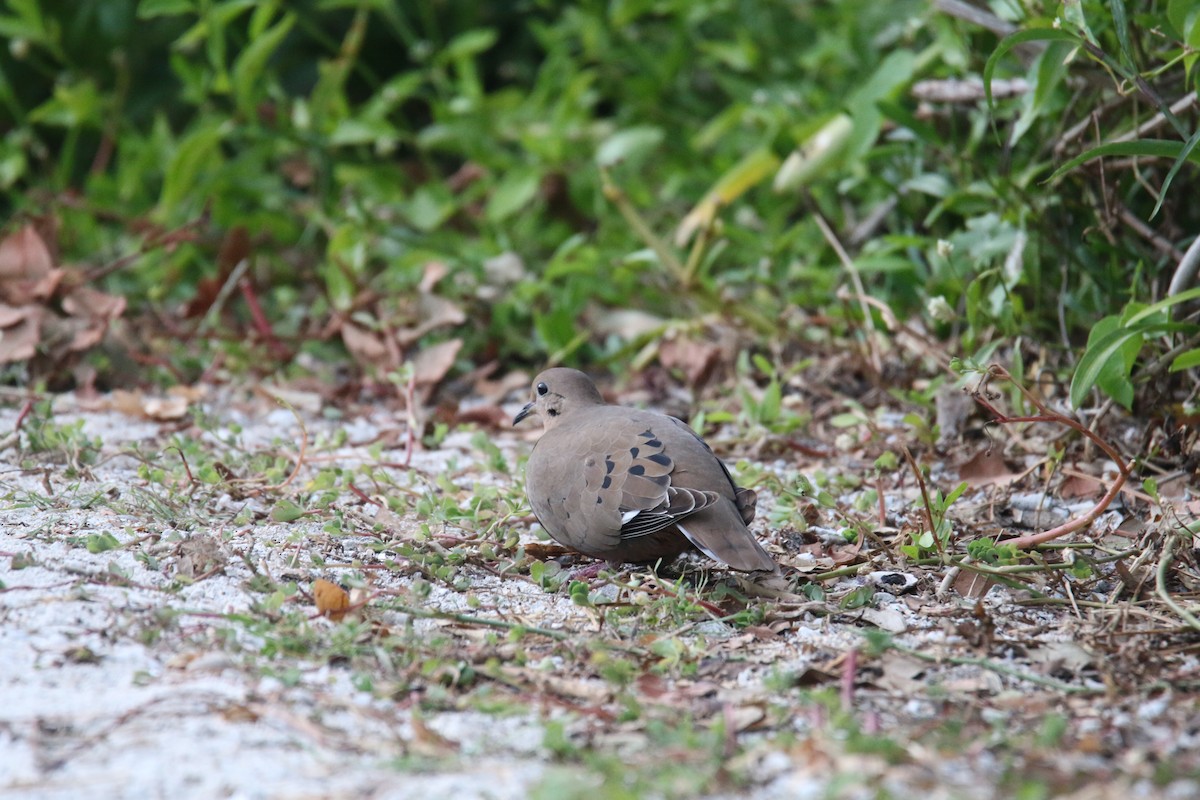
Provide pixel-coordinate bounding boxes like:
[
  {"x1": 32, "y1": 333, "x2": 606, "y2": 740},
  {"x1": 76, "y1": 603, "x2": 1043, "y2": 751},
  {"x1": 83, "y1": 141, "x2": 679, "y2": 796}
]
[
  {"x1": 0, "y1": 305, "x2": 44, "y2": 363},
  {"x1": 313, "y1": 578, "x2": 351, "y2": 621},
  {"x1": 958, "y1": 447, "x2": 1021, "y2": 487},
  {"x1": 341, "y1": 320, "x2": 388, "y2": 365},
  {"x1": 0, "y1": 225, "x2": 54, "y2": 281},
  {"x1": 1060, "y1": 473, "x2": 1103, "y2": 499},
  {"x1": 418, "y1": 260, "x2": 450, "y2": 292},
  {"x1": 952, "y1": 569, "x2": 996, "y2": 599},
  {"x1": 395, "y1": 294, "x2": 466, "y2": 346},
  {"x1": 659, "y1": 336, "x2": 723, "y2": 388},
  {"x1": 411, "y1": 337, "x2": 462, "y2": 387}
]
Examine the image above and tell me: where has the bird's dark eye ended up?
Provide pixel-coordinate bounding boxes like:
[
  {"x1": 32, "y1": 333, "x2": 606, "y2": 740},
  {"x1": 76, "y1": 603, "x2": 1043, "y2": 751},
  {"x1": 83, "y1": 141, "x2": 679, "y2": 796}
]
[{"x1": 536, "y1": 382, "x2": 548, "y2": 396}]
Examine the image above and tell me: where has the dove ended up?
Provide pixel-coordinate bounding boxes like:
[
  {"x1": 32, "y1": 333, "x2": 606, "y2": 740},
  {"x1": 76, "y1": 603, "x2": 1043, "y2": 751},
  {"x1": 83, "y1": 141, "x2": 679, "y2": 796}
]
[{"x1": 513, "y1": 368, "x2": 776, "y2": 572}]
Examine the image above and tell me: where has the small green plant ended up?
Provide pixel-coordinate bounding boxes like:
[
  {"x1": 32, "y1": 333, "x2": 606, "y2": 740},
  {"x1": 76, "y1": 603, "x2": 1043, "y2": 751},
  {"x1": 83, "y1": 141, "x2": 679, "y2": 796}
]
[
  {"x1": 20, "y1": 400, "x2": 102, "y2": 473},
  {"x1": 1069, "y1": 289, "x2": 1200, "y2": 409},
  {"x1": 966, "y1": 538, "x2": 1020, "y2": 565},
  {"x1": 901, "y1": 479, "x2": 968, "y2": 560},
  {"x1": 529, "y1": 559, "x2": 566, "y2": 592}
]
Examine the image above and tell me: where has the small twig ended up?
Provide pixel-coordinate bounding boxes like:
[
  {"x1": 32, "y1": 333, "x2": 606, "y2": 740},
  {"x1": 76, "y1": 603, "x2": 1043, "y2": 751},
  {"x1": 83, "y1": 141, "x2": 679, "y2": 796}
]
[
  {"x1": 198, "y1": 258, "x2": 252, "y2": 337},
  {"x1": 812, "y1": 210, "x2": 886, "y2": 375},
  {"x1": 83, "y1": 212, "x2": 208, "y2": 283},
  {"x1": 937, "y1": 556, "x2": 964, "y2": 598},
  {"x1": 402, "y1": 369, "x2": 418, "y2": 469},
  {"x1": 378, "y1": 596, "x2": 574, "y2": 643},
  {"x1": 899, "y1": 444, "x2": 940, "y2": 556},
  {"x1": 13, "y1": 398, "x2": 34, "y2": 432},
  {"x1": 253, "y1": 390, "x2": 309, "y2": 493},
  {"x1": 1155, "y1": 532, "x2": 1200, "y2": 632},
  {"x1": 600, "y1": 168, "x2": 690, "y2": 287},
  {"x1": 166, "y1": 445, "x2": 196, "y2": 485},
  {"x1": 973, "y1": 365, "x2": 1133, "y2": 549},
  {"x1": 874, "y1": 473, "x2": 887, "y2": 530},
  {"x1": 1116, "y1": 204, "x2": 1185, "y2": 262},
  {"x1": 840, "y1": 647, "x2": 858, "y2": 711},
  {"x1": 239, "y1": 275, "x2": 290, "y2": 361}
]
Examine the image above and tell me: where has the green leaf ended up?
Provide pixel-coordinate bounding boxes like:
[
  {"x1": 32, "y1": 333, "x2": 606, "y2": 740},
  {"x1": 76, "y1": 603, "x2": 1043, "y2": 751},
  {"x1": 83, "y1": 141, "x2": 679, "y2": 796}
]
[
  {"x1": 271, "y1": 499, "x2": 305, "y2": 522},
  {"x1": 486, "y1": 169, "x2": 541, "y2": 222},
  {"x1": 595, "y1": 126, "x2": 664, "y2": 168},
  {"x1": 1011, "y1": 41, "x2": 1072, "y2": 144},
  {"x1": 231, "y1": 12, "x2": 295, "y2": 118},
  {"x1": 759, "y1": 379, "x2": 781, "y2": 424},
  {"x1": 1085, "y1": 315, "x2": 1140, "y2": 410},
  {"x1": 86, "y1": 532, "x2": 121, "y2": 553},
  {"x1": 440, "y1": 28, "x2": 498, "y2": 62},
  {"x1": 1169, "y1": 0, "x2": 1200, "y2": 37},
  {"x1": 1152, "y1": 125, "x2": 1200, "y2": 219},
  {"x1": 773, "y1": 113, "x2": 852, "y2": 192},
  {"x1": 1047, "y1": 139, "x2": 1200, "y2": 183},
  {"x1": 137, "y1": 0, "x2": 194, "y2": 18},
  {"x1": 405, "y1": 185, "x2": 456, "y2": 232},
  {"x1": 984, "y1": 28, "x2": 1081, "y2": 113},
  {"x1": 1110, "y1": 0, "x2": 1133, "y2": 69},
  {"x1": 1069, "y1": 287, "x2": 1200, "y2": 407},
  {"x1": 751, "y1": 353, "x2": 774, "y2": 374},
  {"x1": 159, "y1": 121, "x2": 226, "y2": 217},
  {"x1": 1169, "y1": 348, "x2": 1200, "y2": 373},
  {"x1": 329, "y1": 117, "x2": 397, "y2": 147},
  {"x1": 943, "y1": 481, "x2": 969, "y2": 508}
]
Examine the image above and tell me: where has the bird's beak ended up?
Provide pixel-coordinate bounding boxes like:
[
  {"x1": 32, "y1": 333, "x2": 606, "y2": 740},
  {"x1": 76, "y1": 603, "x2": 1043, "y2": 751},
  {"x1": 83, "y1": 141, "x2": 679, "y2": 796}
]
[{"x1": 513, "y1": 402, "x2": 535, "y2": 426}]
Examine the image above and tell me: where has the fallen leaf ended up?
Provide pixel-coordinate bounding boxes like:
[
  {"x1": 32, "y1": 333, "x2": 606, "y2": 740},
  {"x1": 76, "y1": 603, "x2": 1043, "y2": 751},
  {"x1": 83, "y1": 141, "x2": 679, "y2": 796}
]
[
  {"x1": 143, "y1": 396, "x2": 189, "y2": 420},
  {"x1": 859, "y1": 606, "x2": 908, "y2": 633},
  {"x1": 418, "y1": 260, "x2": 450, "y2": 293},
  {"x1": 410, "y1": 710, "x2": 460, "y2": 756},
  {"x1": 659, "y1": 335, "x2": 724, "y2": 389},
  {"x1": 523, "y1": 542, "x2": 572, "y2": 560},
  {"x1": 313, "y1": 578, "x2": 351, "y2": 621},
  {"x1": 958, "y1": 447, "x2": 1021, "y2": 487},
  {"x1": 952, "y1": 569, "x2": 996, "y2": 599},
  {"x1": 395, "y1": 293, "x2": 466, "y2": 346},
  {"x1": 411, "y1": 337, "x2": 462, "y2": 387},
  {"x1": 257, "y1": 384, "x2": 323, "y2": 413},
  {"x1": 0, "y1": 305, "x2": 43, "y2": 363},
  {"x1": 109, "y1": 389, "x2": 190, "y2": 420},
  {"x1": 1060, "y1": 472, "x2": 1103, "y2": 499},
  {"x1": 0, "y1": 225, "x2": 54, "y2": 283},
  {"x1": 0, "y1": 225, "x2": 127, "y2": 376},
  {"x1": 341, "y1": 320, "x2": 388, "y2": 364},
  {"x1": 176, "y1": 534, "x2": 227, "y2": 579}
]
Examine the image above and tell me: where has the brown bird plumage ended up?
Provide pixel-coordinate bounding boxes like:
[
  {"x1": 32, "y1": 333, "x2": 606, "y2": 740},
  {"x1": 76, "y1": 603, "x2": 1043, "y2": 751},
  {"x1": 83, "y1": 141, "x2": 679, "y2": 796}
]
[{"x1": 513, "y1": 368, "x2": 776, "y2": 572}]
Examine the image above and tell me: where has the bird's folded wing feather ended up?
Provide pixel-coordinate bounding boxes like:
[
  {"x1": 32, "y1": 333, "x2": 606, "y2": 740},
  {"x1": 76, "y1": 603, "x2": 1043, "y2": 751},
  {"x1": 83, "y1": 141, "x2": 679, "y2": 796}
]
[{"x1": 581, "y1": 425, "x2": 718, "y2": 541}]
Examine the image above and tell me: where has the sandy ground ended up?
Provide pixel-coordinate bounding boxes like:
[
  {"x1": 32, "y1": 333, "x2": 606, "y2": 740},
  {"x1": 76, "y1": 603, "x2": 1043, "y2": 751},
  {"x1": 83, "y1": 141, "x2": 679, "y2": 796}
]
[{"x1": 2, "y1": 390, "x2": 1198, "y2": 799}]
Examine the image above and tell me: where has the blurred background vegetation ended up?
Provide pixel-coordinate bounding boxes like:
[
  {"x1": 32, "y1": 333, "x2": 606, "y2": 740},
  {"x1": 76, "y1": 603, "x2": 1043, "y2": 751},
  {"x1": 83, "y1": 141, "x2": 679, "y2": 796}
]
[{"x1": 0, "y1": 0, "x2": 1197, "y2": 409}]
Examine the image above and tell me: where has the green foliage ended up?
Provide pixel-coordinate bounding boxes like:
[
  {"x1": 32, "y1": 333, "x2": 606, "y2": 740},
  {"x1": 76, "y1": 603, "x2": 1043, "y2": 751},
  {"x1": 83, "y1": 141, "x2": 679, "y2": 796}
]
[
  {"x1": 966, "y1": 537, "x2": 1020, "y2": 565},
  {"x1": 1069, "y1": 288, "x2": 1200, "y2": 408},
  {"x1": 900, "y1": 479, "x2": 967, "y2": 560},
  {"x1": 20, "y1": 400, "x2": 103, "y2": 472},
  {"x1": 0, "y1": 0, "x2": 1196, "y2": 396}
]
